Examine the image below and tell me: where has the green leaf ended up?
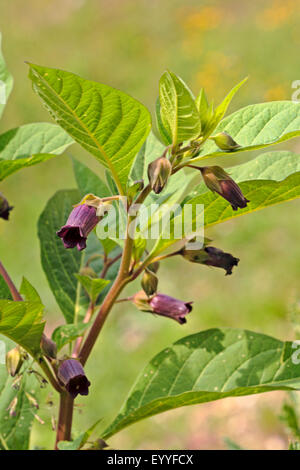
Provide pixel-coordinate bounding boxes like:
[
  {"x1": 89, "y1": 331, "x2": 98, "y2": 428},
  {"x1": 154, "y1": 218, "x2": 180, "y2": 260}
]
[
  {"x1": 73, "y1": 158, "x2": 111, "y2": 198},
  {"x1": 0, "y1": 300, "x2": 44, "y2": 357},
  {"x1": 75, "y1": 275, "x2": 110, "y2": 304},
  {"x1": 155, "y1": 98, "x2": 172, "y2": 146},
  {"x1": 229, "y1": 150, "x2": 300, "y2": 183},
  {"x1": 159, "y1": 71, "x2": 201, "y2": 145},
  {"x1": 209, "y1": 78, "x2": 248, "y2": 134},
  {"x1": 38, "y1": 189, "x2": 120, "y2": 323},
  {"x1": 57, "y1": 418, "x2": 102, "y2": 450},
  {"x1": 103, "y1": 328, "x2": 300, "y2": 439},
  {"x1": 0, "y1": 351, "x2": 38, "y2": 450},
  {"x1": 193, "y1": 101, "x2": 300, "y2": 163},
  {"x1": 20, "y1": 278, "x2": 42, "y2": 304},
  {"x1": 0, "y1": 276, "x2": 12, "y2": 300},
  {"x1": 28, "y1": 64, "x2": 152, "y2": 193},
  {"x1": 0, "y1": 123, "x2": 74, "y2": 181},
  {"x1": 280, "y1": 401, "x2": 300, "y2": 439},
  {"x1": 0, "y1": 33, "x2": 13, "y2": 119},
  {"x1": 52, "y1": 322, "x2": 91, "y2": 351}
]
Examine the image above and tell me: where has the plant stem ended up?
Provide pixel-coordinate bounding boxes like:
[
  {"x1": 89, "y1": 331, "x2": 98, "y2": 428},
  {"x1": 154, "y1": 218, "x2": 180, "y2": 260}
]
[
  {"x1": 79, "y1": 218, "x2": 135, "y2": 365},
  {"x1": 0, "y1": 261, "x2": 22, "y2": 301},
  {"x1": 39, "y1": 357, "x2": 62, "y2": 393},
  {"x1": 72, "y1": 301, "x2": 95, "y2": 358},
  {"x1": 99, "y1": 252, "x2": 122, "y2": 279},
  {"x1": 55, "y1": 392, "x2": 74, "y2": 448}
]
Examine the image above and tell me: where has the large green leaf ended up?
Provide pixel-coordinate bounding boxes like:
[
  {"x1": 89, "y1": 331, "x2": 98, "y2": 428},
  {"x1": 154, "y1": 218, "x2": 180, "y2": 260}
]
[
  {"x1": 192, "y1": 101, "x2": 300, "y2": 163},
  {"x1": 28, "y1": 64, "x2": 152, "y2": 194},
  {"x1": 0, "y1": 123, "x2": 74, "y2": 181},
  {"x1": 229, "y1": 150, "x2": 300, "y2": 182},
  {"x1": 0, "y1": 33, "x2": 13, "y2": 119},
  {"x1": 38, "y1": 189, "x2": 120, "y2": 323},
  {"x1": 159, "y1": 71, "x2": 201, "y2": 145},
  {"x1": 0, "y1": 300, "x2": 45, "y2": 357},
  {"x1": 103, "y1": 328, "x2": 300, "y2": 439}
]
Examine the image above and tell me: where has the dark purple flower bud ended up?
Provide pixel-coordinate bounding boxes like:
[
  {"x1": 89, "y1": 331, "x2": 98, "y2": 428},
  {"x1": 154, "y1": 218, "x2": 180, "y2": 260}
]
[
  {"x1": 57, "y1": 359, "x2": 91, "y2": 399},
  {"x1": 57, "y1": 204, "x2": 100, "y2": 251},
  {"x1": 133, "y1": 291, "x2": 192, "y2": 324},
  {"x1": 181, "y1": 245, "x2": 239, "y2": 275},
  {"x1": 0, "y1": 192, "x2": 13, "y2": 220},
  {"x1": 200, "y1": 166, "x2": 249, "y2": 211}
]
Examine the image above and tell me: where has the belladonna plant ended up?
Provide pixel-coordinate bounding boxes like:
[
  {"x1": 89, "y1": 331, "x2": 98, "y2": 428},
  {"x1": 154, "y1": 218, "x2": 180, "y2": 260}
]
[{"x1": 2, "y1": 55, "x2": 300, "y2": 450}]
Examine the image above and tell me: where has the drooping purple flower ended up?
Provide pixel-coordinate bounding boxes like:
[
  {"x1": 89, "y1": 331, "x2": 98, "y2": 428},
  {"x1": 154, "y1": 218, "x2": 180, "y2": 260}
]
[
  {"x1": 149, "y1": 294, "x2": 193, "y2": 324},
  {"x1": 181, "y1": 245, "x2": 239, "y2": 275},
  {"x1": 200, "y1": 166, "x2": 250, "y2": 211},
  {"x1": 57, "y1": 359, "x2": 90, "y2": 399},
  {"x1": 57, "y1": 204, "x2": 100, "y2": 251},
  {"x1": 203, "y1": 246, "x2": 239, "y2": 275},
  {"x1": 133, "y1": 291, "x2": 193, "y2": 324}
]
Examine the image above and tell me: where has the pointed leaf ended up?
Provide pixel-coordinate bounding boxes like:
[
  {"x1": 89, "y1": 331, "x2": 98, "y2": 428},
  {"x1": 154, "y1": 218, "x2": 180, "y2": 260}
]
[
  {"x1": 159, "y1": 71, "x2": 201, "y2": 145},
  {"x1": 0, "y1": 300, "x2": 45, "y2": 357},
  {"x1": 103, "y1": 328, "x2": 300, "y2": 439},
  {"x1": 155, "y1": 98, "x2": 172, "y2": 145},
  {"x1": 28, "y1": 64, "x2": 152, "y2": 193},
  {"x1": 193, "y1": 101, "x2": 300, "y2": 163},
  {"x1": 52, "y1": 322, "x2": 92, "y2": 351},
  {"x1": 0, "y1": 123, "x2": 73, "y2": 181},
  {"x1": 75, "y1": 275, "x2": 110, "y2": 304}
]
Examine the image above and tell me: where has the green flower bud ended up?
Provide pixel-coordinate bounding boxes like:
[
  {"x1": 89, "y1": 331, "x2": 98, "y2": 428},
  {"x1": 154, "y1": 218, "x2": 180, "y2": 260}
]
[
  {"x1": 141, "y1": 268, "x2": 158, "y2": 297},
  {"x1": 6, "y1": 347, "x2": 24, "y2": 377},
  {"x1": 147, "y1": 261, "x2": 160, "y2": 274},
  {"x1": 148, "y1": 155, "x2": 172, "y2": 194},
  {"x1": 210, "y1": 132, "x2": 241, "y2": 151}
]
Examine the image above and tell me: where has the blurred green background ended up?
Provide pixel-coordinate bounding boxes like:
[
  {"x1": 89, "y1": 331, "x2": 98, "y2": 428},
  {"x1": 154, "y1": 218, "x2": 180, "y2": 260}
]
[{"x1": 1, "y1": 0, "x2": 300, "y2": 450}]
